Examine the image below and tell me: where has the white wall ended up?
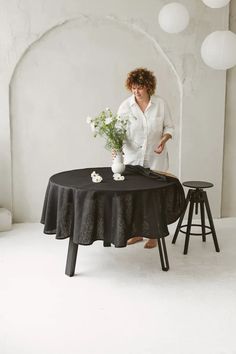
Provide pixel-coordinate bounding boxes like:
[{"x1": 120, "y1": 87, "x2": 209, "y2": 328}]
[
  {"x1": 0, "y1": 0, "x2": 230, "y2": 221},
  {"x1": 222, "y1": 1, "x2": 236, "y2": 217},
  {"x1": 10, "y1": 17, "x2": 181, "y2": 221}
]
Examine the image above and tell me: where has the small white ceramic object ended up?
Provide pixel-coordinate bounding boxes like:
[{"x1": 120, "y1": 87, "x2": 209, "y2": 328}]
[
  {"x1": 92, "y1": 175, "x2": 103, "y2": 183},
  {"x1": 113, "y1": 174, "x2": 125, "y2": 181}
]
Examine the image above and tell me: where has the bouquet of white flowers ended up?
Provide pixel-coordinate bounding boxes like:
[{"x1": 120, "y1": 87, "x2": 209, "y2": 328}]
[{"x1": 86, "y1": 108, "x2": 129, "y2": 152}]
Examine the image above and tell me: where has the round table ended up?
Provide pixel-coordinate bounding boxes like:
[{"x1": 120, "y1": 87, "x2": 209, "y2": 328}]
[{"x1": 41, "y1": 165, "x2": 185, "y2": 275}]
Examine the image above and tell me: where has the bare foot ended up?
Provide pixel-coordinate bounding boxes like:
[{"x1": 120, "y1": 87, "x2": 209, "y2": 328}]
[
  {"x1": 144, "y1": 239, "x2": 157, "y2": 249},
  {"x1": 127, "y1": 237, "x2": 143, "y2": 245}
]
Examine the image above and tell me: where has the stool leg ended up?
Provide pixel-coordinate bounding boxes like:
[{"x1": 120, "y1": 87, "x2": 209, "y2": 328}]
[
  {"x1": 203, "y1": 191, "x2": 220, "y2": 252},
  {"x1": 172, "y1": 190, "x2": 191, "y2": 244},
  {"x1": 157, "y1": 237, "x2": 169, "y2": 271},
  {"x1": 195, "y1": 202, "x2": 199, "y2": 215},
  {"x1": 200, "y1": 200, "x2": 206, "y2": 242},
  {"x1": 183, "y1": 198, "x2": 195, "y2": 255}
]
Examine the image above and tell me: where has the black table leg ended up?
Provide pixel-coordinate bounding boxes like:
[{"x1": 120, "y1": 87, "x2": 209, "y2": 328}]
[
  {"x1": 157, "y1": 237, "x2": 169, "y2": 271},
  {"x1": 65, "y1": 237, "x2": 78, "y2": 277},
  {"x1": 150, "y1": 193, "x2": 170, "y2": 271}
]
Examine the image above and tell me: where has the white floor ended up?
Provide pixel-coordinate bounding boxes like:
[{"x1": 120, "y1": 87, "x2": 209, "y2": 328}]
[{"x1": 1, "y1": 219, "x2": 236, "y2": 354}]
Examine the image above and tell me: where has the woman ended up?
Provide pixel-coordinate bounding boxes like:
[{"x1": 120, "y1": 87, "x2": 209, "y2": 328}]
[{"x1": 117, "y1": 67, "x2": 174, "y2": 249}]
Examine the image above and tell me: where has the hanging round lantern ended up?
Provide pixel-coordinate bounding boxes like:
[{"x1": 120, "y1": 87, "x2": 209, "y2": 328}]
[
  {"x1": 158, "y1": 2, "x2": 189, "y2": 34},
  {"x1": 201, "y1": 0, "x2": 231, "y2": 8},
  {"x1": 201, "y1": 31, "x2": 236, "y2": 70}
]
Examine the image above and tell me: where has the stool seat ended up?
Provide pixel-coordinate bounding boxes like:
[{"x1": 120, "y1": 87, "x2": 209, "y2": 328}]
[
  {"x1": 172, "y1": 180, "x2": 220, "y2": 255},
  {"x1": 183, "y1": 181, "x2": 213, "y2": 189}
]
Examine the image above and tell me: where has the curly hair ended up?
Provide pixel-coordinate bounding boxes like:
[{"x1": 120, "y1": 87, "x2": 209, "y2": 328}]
[{"x1": 125, "y1": 68, "x2": 157, "y2": 96}]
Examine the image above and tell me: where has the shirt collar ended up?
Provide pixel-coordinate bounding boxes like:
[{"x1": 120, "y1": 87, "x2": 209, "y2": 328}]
[
  {"x1": 129, "y1": 94, "x2": 136, "y2": 106},
  {"x1": 129, "y1": 94, "x2": 155, "y2": 108}
]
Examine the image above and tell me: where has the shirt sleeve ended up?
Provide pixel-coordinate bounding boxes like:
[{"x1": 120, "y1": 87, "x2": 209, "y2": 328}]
[{"x1": 163, "y1": 100, "x2": 174, "y2": 138}]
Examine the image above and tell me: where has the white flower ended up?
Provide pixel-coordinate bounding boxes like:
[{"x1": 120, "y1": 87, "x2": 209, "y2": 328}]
[
  {"x1": 92, "y1": 175, "x2": 103, "y2": 183},
  {"x1": 117, "y1": 114, "x2": 128, "y2": 122},
  {"x1": 86, "y1": 116, "x2": 93, "y2": 124},
  {"x1": 105, "y1": 117, "x2": 112, "y2": 125},
  {"x1": 90, "y1": 122, "x2": 96, "y2": 132},
  {"x1": 115, "y1": 121, "x2": 123, "y2": 130},
  {"x1": 86, "y1": 107, "x2": 128, "y2": 152},
  {"x1": 113, "y1": 173, "x2": 121, "y2": 178},
  {"x1": 91, "y1": 171, "x2": 98, "y2": 178}
]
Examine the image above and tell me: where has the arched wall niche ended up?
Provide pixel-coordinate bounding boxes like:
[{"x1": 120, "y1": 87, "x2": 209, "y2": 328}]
[{"x1": 10, "y1": 16, "x2": 182, "y2": 222}]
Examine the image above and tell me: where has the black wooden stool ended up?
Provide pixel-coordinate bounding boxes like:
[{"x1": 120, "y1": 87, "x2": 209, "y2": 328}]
[{"x1": 172, "y1": 181, "x2": 220, "y2": 254}]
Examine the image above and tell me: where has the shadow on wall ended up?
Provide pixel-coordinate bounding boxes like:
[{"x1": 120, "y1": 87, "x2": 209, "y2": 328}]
[{"x1": 9, "y1": 16, "x2": 182, "y2": 222}]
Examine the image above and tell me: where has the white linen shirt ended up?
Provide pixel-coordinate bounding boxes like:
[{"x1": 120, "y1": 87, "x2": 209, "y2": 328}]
[{"x1": 117, "y1": 94, "x2": 174, "y2": 172}]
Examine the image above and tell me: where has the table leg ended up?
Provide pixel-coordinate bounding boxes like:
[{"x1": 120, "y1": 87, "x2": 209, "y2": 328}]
[
  {"x1": 150, "y1": 193, "x2": 170, "y2": 271},
  {"x1": 65, "y1": 237, "x2": 78, "y2": 277},
  {"x1": 157, "y1": 237, "x2": 169, "y2": 271}
]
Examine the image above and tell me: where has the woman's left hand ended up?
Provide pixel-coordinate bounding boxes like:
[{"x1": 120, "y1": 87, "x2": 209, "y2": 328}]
[
  {"x1": 154, "y1": 134, "x2": 171, "y2": 154},
  {"x1": 154, "y1": 138, "x2": 165, "y2": 154},
  {"x1": 154, "y1": 136, "x2": 167, "y2": 154}
]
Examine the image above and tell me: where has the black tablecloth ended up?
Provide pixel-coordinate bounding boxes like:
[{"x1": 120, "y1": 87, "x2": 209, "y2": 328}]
[{"x1": 41, "y1": 165, "x2": 185, "y2": 247}]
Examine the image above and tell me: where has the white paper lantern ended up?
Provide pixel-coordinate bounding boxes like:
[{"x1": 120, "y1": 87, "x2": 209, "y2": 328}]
[
  {"x1": 158, "y1": 2, "x2": 189, "y2": 34},
  {"x1": 201, "y1": 31, "x2": 236, "y2": 70},
  {"x1": 201, "y1": 0, "x2": 231, "y2": 8}
]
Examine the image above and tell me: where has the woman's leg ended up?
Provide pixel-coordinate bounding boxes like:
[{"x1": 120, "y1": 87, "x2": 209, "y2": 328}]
[
  {"x1": 127, "y1": 237, "x2": 143, "y2": 245},
  {"x1": 144, "y1": 239, "x2": 157, "y2": 248},
  {"x1": 127, "y1": 237, "x2": 157, "y2": 248}
]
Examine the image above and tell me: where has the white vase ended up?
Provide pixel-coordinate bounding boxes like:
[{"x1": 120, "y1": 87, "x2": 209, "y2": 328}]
[{"x1": 111, "y1": 152, "x2": 125, "y2": 174}]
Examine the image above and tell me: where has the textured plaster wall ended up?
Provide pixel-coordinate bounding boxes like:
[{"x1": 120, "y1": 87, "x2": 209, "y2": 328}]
[
  {"x1": 222, "y1": 1, "x2": 236, "y2": 217},
  {"x1": 10, "y1": 17, "x2": 181, "y2": 221},
  {"x1": 0, "y1": 0, "x2": 229, "y2": 221}
]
